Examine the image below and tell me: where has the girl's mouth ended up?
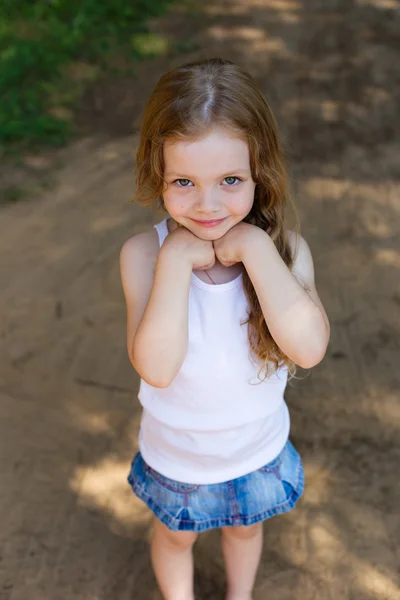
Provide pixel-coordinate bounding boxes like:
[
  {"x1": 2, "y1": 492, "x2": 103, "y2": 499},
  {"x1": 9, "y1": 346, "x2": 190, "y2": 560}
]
[{"x1": 190, "y1": 218, "x2": 227, "y2": 228}]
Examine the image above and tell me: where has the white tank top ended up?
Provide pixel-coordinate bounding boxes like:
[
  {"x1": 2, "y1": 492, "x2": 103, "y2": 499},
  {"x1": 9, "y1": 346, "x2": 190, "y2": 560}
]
[{"x1": 137, "y1": 217, "x2": 290, "y2": 484}]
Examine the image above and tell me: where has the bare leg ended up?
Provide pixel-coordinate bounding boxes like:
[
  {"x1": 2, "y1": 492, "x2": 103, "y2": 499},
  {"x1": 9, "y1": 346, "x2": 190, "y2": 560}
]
[
  {"x1": 221, "y1": 522, "x2": 263, "y2": 600},
  {"x1": 150, "y1": 517, "x2": 198, "y2": 600}
]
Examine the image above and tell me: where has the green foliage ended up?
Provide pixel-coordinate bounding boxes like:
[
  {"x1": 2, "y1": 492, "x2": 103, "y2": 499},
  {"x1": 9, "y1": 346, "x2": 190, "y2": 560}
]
[
  {"x1": 131, "y1": 33, "x2": 169, "y2": 58},
  {"x1": 0, "y1": 185, "x2": 28, "y2": 204},
  {"x1": 0, "y1": 0, "x2": 173, "y2": 153}
]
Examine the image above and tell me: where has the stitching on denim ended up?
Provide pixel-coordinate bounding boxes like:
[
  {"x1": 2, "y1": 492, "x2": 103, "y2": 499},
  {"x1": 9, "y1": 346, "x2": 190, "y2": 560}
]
[
  {"x1": 258, "y1": 453, "x2": 284, "y2": 473},
  {"x1": 227, "y1": 480, "x2": 241, "y2": 520},
  {"x1": 145, "y1": 464, "x2": 201, "y2": 494},
  {"x1": 133, "y1": 483, "x2": 301, "y2": 531},
  {"x1": 129, "y1": 470, "x2": 304, "y2": 528}
]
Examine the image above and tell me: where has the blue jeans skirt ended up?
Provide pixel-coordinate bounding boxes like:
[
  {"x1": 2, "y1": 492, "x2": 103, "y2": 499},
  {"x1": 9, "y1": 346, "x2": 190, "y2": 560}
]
[{"x1": 127, "y1": 439, "x2": 304, "y2": 533}]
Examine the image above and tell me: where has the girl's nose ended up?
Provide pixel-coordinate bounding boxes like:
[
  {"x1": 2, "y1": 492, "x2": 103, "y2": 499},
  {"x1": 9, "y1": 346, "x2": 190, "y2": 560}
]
[{"x1": 196, "y1": 189, "x2": 221, "y2": 212}]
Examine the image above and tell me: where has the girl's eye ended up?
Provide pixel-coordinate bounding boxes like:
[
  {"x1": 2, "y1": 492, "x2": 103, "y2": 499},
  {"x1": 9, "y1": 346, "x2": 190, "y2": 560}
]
[
  {"x1": 175, "y1": 179, "x2": 193, "y2": 187},
  {"x1": 173, "y1": 176, "x2": 242, "y2": 187},
  {"x1": 223, "y1": 176, "x2": 241, "y2": 185}
]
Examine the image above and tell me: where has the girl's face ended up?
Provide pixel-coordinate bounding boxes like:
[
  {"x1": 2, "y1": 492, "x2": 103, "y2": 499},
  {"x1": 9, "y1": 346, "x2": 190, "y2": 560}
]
[{"x1": 162, "y1": 128, "x2": 256, "y2": 239}]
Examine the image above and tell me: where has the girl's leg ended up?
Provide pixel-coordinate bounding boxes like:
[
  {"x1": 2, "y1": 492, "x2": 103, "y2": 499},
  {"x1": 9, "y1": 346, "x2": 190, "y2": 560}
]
[
  {"x1": 151, "y1": 517, "x2": 198, "y2": 600},
  {"x1": 220, "y1": 522, "x2": 263, "y2": 600}
]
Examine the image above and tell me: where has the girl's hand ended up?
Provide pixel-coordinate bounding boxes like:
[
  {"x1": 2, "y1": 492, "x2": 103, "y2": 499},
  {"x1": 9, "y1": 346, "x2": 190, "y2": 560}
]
[
  {"x1": 165, "y1": 221, "x2": 215, "y2": 270},
  {"x1": 213, "y1": 222, "x2": 259, "y2": 266}
]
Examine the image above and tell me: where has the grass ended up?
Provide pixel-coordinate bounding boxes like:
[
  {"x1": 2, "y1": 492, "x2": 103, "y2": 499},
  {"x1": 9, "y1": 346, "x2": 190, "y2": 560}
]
[{"x1": 0, "y1": 0, "x2": 175, "y2": 157}]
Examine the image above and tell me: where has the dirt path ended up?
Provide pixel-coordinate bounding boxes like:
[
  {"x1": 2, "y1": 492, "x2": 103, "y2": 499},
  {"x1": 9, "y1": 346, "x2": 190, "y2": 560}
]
[{"x1": 1, "y1": 1, "x2": 399, "y2": 599}]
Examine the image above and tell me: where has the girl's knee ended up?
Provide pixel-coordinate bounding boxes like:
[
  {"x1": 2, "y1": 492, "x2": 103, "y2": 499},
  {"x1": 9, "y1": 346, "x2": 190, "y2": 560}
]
[
  {"x1": 153, "y1": 518, "x2": 198, "y2": 550},
  {"x1": 221, "y1": 522, "x2": 262, "y2": 540}
]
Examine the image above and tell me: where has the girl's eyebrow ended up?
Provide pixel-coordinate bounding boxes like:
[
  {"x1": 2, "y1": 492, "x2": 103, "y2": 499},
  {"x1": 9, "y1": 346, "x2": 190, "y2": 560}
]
[{"x1": 165, "y1": 169, "x2": 250, "y2": 178}]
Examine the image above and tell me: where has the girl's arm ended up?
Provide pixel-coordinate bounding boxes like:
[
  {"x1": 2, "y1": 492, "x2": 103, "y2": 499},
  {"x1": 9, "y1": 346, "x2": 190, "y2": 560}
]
[
  {"x1": 241, "y1": 230, "x2": 330, "y2": 369},
  {"x1": 120, "y1": 232, "x2": 192, "y2": 387},
  {"x1": 132, "y1": 244, "x2": 192, "y2": 388}
]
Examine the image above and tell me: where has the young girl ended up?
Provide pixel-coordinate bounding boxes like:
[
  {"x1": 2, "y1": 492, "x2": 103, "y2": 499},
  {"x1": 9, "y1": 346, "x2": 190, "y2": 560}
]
[{"x1": 120, "y1": 57, "x2": 330, "y2": 600}]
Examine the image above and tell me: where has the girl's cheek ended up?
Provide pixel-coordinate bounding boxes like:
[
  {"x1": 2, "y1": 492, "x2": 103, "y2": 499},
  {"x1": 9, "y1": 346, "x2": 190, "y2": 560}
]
[
  {"x1": 163, "y1": 191, "x2": 188, "y2": 216},
  {"x1": 228, "y1": 192, "x2": 254, "y2": 215}
]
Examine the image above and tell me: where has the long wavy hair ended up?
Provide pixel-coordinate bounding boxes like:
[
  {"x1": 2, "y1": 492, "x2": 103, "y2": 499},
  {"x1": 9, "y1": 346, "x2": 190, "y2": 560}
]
[{"x1": 132, "y1": 57, "x2": 305, "y2": 383}]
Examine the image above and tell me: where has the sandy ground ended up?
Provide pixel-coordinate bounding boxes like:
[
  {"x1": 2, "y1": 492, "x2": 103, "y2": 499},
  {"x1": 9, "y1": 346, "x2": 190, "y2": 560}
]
[{"x1": 0, "y1": 0, "x2": 399, "y2": 599}]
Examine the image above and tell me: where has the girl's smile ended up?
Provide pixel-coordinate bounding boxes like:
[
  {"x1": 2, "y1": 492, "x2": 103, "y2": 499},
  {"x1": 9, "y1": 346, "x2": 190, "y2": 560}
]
[{"x1": 190, "y1": 216, "x2": 227, "y2": 228}]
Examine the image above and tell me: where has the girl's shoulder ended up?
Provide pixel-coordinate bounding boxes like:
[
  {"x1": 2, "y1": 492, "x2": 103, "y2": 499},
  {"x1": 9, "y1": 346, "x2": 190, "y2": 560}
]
[
  {"x1": 120, "y1": 225, "x2": 161, "y2": 282},
  {"x1": 122, "y1": 224, "x2": 161, "y2": 259}
]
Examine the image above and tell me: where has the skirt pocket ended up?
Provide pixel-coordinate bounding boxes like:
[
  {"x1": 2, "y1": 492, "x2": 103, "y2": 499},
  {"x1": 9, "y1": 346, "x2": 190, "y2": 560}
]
[
  {"x1": 127, "y1": 452, "x2": 205, "y2": 531},
  {"x1": 270, "y1": 439, "x2": 305, "y2": 505},
  {"x1": 234, "y1": 439, "x2": 305, "y2": 519},
  {"x1": 144, "y1": 463, "x2": 201, "y2": 495}
]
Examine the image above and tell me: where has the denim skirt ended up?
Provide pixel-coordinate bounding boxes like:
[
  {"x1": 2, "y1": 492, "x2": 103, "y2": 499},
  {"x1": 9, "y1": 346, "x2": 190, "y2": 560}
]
[{"x1": 127, "y1": 439, "x2": 304, "y2": 533}]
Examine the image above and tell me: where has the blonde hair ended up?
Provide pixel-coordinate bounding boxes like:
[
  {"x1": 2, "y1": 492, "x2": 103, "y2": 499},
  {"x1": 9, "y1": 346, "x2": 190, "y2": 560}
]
[{"x1": 132, "y1": 57, "x2": 304, "y2": 383}]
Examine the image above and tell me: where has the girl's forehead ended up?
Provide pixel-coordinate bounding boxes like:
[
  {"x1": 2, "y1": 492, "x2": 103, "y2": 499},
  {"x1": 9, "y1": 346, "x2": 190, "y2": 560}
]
[
  {"x1": 164, "y1": 129, "x2": 250, "y2": 174},
  {"x1": 165, "y1": 127, "x2": 246, "y2": 150}
]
